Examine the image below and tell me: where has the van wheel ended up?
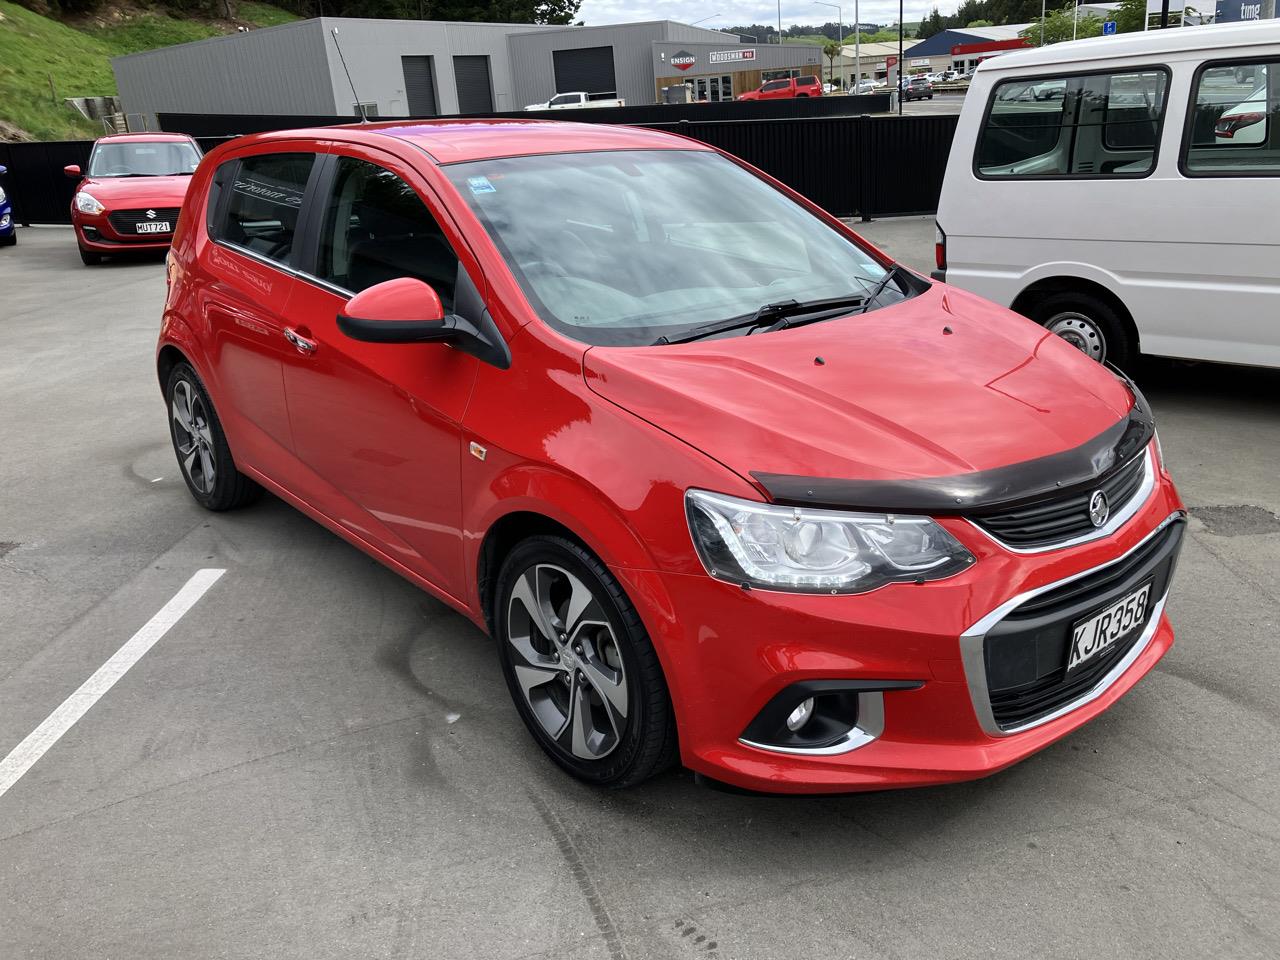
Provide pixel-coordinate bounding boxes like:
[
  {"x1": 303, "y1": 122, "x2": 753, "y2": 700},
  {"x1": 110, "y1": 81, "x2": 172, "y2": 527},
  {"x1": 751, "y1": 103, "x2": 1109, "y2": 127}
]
[
  {"x1": 495, "y1": 535, "x2": 677, "y2": 788},
  {"x1": 1030, "y1": 291, "x2": 1134, "y2": 370},
  {"x1": 165, "y1": 362, "x2": 262, "y2": 510}
]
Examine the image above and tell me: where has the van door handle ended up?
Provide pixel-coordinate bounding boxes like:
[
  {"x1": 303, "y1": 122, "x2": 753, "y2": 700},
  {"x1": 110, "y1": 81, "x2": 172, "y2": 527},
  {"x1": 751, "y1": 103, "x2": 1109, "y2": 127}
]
[{"x1": 284, "y1": 327, "x2": 316, "y2": 355}]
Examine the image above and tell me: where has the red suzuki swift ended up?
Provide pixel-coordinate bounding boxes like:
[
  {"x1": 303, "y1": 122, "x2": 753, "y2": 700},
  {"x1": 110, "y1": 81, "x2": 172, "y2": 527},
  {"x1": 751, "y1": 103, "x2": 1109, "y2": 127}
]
[
  {"x1": 158, "y1": 120, "x2": 1184, "y2": 793},
  {"x1": 67, "y1": 132, "x2": 201, "y2": 265}
]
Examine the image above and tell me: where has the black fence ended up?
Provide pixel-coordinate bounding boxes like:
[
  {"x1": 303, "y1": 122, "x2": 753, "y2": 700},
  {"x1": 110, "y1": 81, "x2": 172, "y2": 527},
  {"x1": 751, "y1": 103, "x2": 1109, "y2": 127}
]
[
  {"x1": 155, "y1": 93, "x2": 894, "y2": 138},
  {"x1": 1, "y1": 108, "x2": 958, "y2": 226}
]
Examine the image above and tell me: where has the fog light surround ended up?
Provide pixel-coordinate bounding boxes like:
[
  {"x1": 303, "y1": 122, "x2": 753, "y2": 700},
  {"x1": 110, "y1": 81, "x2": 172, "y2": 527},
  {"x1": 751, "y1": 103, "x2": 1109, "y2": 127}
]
[{"x1": 740, "y1": 679, "x2": 922, "y2": 755}]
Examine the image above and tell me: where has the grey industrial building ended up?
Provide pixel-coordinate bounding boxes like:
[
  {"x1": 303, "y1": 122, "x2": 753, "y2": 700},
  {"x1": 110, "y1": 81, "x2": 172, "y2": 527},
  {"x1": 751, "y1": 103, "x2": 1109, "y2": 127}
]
[{"x1": 111, "y1": 17, "x2": 824, "y2": 126}]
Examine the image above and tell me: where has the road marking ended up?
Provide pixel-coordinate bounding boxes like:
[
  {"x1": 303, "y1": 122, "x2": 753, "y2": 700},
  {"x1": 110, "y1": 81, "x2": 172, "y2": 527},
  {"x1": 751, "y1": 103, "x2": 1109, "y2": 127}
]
[{"x1": 0, "y1": 568, "x2": 225, "y2": 800}]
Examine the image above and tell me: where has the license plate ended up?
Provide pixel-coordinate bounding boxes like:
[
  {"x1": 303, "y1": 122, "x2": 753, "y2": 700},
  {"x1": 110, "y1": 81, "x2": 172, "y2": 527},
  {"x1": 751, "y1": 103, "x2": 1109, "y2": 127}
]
[
  {"x1": 1067, "y1": 581, "x2": 1152, "y2": 673},
  {"x1": 135, "y1": 221, "x2": 171, "y2": 234}
]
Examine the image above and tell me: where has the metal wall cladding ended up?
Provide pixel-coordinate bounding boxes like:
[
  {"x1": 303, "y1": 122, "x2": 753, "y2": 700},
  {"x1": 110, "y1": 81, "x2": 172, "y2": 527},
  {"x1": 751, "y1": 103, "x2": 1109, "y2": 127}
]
[
  {"x1": 113, "y1": 20, "x2": 336, "y2": 120},
  {"x1": 2, "y1": 113, "x2": 959, "y2": 225}
]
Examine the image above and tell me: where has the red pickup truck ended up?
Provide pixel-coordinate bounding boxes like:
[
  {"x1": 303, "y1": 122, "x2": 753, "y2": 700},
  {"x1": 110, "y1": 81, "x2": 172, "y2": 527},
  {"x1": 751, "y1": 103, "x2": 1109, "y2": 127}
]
[{"x1": 737, "y1": 75, "x2": 823, "y2": 101}]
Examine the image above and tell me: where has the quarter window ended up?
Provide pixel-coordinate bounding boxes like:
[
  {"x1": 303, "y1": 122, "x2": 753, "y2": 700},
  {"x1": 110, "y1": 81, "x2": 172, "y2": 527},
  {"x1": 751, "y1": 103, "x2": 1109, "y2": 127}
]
[
  {"x1": 1184, "y1": 60, "x2": 1280, "y2": 176},
  {"x1": 977, "y1": 69, "x2": 1168, "y2": 178},
  {"x1": 317, "y1": 157, "x2": 460, "y2": 308},
  {"x1": 213, "y1": 153, "x2": 314, "y2": 265}
]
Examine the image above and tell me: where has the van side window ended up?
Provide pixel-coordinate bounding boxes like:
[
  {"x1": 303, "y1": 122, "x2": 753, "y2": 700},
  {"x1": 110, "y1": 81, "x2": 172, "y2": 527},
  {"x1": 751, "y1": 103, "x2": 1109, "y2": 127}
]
[
  {"x1": 316, "y1": 157, "x2": 460, "y2": 309},
  {"x1": 1184, "y1": 61, "x2": 1280, "y2": 176},
  {"x1": 213, "y1": 153, "x2": 314, "y2": 265},
  {"x1": 976, "y1": 69, "x2": 1168, "y2": 179}
]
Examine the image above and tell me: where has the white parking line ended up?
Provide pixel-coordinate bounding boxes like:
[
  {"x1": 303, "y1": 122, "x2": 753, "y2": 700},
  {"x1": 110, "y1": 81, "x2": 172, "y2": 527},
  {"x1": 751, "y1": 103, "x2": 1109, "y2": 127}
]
[{"x1": 0, "y1": 568, "x2": 226, "y2": 800}]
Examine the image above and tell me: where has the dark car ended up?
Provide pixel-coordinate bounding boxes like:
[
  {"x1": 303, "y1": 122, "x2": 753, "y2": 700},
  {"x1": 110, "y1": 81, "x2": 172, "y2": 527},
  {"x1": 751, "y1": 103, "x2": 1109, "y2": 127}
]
[
  {"x1": 903, "y1": 75, "x2": 934, "y2": 101},
  {"x1": 0, "y1": 164, "x2": 14, "y2": 247}
]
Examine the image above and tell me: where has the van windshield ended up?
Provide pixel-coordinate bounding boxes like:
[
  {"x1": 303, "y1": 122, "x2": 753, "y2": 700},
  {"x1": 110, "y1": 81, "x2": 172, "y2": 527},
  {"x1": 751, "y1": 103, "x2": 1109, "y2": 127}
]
[
  {"x1": 88, "y1": 141, "x2": 201, "y2": 178},
  {"x1": 445, "y1": 150, "x2": 904, "y2": 346}
]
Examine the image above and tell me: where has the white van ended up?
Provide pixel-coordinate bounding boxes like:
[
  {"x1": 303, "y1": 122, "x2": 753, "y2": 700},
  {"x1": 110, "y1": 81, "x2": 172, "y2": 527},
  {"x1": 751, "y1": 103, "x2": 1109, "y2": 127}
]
[{"x1": 934, "y1": 21, "x2": 1280, "y2": 369}]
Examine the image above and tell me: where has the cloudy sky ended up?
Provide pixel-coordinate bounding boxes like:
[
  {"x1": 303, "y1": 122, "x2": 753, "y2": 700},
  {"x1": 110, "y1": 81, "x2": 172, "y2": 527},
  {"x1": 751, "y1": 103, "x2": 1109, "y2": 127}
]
[{"x1": 575, "y1": 1, "x2": 961, "y2": 31}]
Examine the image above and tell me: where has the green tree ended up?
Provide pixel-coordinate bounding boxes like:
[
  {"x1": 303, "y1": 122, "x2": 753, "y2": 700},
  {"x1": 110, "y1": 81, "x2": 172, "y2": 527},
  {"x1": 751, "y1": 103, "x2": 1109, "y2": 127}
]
[
  {"x1": 1112, "y1": 0, "x2": 1147, "y2": 31},
  {"x1": 1020, "y1": 3, "x2": 1105, "y2": 45},
  {"x1": 966, "y1": 19, "x2": 994, "y2": 27},
  {"x1": 822, "y1": 40, "x2": 842, "y2": 86}
]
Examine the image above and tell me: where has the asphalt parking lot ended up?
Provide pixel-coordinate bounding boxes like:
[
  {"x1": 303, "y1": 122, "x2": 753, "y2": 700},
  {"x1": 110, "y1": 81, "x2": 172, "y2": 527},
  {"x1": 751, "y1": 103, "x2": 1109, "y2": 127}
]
[{"x1": 2, "y1": 223, "x2": 1278, "y2": 959}]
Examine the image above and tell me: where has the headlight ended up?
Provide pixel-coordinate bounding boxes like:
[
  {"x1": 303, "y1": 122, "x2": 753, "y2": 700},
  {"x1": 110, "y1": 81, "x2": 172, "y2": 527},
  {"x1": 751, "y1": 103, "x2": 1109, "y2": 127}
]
[
  {"x1": 686, "y1": 490, "x2": 974, "y2": 594},
  {"x1": 1152, "y1": 431, "x2": 1165, "y2": 472},
  {"x1": 75, "y1": 192, "x2": 105, "y2": 216}
]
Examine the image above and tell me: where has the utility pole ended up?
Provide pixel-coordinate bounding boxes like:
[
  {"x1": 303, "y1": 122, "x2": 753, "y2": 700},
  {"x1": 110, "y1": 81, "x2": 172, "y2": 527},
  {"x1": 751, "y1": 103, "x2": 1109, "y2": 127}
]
[
  {"x1": 814, "y1": 2, "x2": 844, "y2": 91},
  {"x1": 1160, "y1": 0, "x2": 1171, "y2": 27},
  {"x1": 898, "y1": 0, "x2": 904, "y2": 115}
]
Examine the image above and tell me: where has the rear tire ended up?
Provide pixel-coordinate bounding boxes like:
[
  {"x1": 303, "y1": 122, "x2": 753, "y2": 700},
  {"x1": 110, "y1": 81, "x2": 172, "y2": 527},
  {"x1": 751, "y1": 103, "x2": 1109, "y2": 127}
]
[
  {"x1": 495, "y1": 535, "x2": 677, "y2": 788},
  {"x1": 79, "y1": 247, "x2": 101, "y2": 265},
  {"x1": 1028, "y1": 291, "x2": 1135, "y2": 371},
  {"x1": 165, "y1": 361, "x2": 262, "y2": 511}
]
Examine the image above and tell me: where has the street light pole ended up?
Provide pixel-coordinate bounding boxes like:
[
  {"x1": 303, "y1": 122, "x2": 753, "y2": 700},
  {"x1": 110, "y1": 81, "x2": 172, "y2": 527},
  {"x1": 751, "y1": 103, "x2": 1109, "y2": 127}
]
[
  {"x1": 898, "y1": 0, "x2": 903, "y2": 115},
  {"x1": 814, "y1": 2, "x2": 844, "y2": 91}
]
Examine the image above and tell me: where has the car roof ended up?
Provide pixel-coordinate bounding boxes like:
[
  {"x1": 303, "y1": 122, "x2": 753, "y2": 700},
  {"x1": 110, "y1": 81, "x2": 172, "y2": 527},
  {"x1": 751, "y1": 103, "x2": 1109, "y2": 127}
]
[
  {"x1": 96, "y1": 132, "x2": 196, "y2": 143},
  {"x1": 983, "y1": 19, "x2": 1280, "y2": 73},
  {"x1": 245, "y1": 119, "x2": 713, "y2": 165}
]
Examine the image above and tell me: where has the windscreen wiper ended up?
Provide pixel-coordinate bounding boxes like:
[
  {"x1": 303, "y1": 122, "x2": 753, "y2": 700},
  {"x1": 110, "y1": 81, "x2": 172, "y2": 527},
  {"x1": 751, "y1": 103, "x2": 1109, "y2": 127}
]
[
  {"x1": 850, "y1": 265, "x2": 904, "y2": 314},
  {"x1": 652, "y1": 294, "x2": 868, "y2": 346}
]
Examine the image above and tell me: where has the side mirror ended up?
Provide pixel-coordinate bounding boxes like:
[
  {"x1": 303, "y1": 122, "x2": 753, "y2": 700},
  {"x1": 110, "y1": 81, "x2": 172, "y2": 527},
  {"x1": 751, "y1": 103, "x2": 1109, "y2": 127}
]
[
  {"x1": 64, "y1": 164, "x2": 82, "y2": 179},
  {"x1": 337, "y1": 277, "x2": 448, "y2": 343},
  {"x1": 337, "y1": 274, "x2": 512, "y2": 369}
]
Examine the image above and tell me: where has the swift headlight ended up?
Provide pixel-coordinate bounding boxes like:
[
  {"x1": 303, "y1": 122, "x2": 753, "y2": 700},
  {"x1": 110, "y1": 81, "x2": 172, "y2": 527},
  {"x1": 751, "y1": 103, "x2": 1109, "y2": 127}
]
[
  {"x1": 75, "y1": 191, "x2": 105, "y2": 216},
  {"x1": 686, "y1": 490, "x2": 974, "y2": 594}
]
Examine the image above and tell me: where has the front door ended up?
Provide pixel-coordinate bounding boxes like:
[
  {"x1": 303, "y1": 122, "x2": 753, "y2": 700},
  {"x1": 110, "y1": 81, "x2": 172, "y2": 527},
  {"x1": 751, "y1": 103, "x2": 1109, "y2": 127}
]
[{"x1": 281, "y1": 152, "x2": 479, "y2": 599}]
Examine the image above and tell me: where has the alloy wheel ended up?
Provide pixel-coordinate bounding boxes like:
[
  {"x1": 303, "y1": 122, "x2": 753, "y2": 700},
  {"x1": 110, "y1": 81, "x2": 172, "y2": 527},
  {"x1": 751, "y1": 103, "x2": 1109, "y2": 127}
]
[
  {"x1": 171, "y1": 379, "x2": 216, "y2": 494},
  {"x1": 1046, "y1": 312, "x2": 1107, "y2": 364},
  {"x1": 505, "y1": 563, "x2": 629, "y2": 761}
]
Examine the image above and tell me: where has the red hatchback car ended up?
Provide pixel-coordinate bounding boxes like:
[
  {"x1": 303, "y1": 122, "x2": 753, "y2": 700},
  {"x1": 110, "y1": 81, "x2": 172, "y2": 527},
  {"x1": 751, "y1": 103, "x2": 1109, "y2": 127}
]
[
  {"x1": 67, "y1": 132, "x2": 202, "y2": 264},
  {"x1": 158, "y1": 120, "x2": 1185, "y2": 793}
]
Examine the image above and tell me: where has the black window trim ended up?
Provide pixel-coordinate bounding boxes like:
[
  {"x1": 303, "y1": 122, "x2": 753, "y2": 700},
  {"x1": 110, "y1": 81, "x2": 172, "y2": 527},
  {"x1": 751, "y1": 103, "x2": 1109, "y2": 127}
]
[
  {"x1": 1179, "y1": 54, "x2": 1280, "y2": 180},
  {"x1": 972, "y1": 63, "x2": 1173, "y2": 182},
  {"x1": 208, "y1": 148, "x2": 325, "y2": 277}
]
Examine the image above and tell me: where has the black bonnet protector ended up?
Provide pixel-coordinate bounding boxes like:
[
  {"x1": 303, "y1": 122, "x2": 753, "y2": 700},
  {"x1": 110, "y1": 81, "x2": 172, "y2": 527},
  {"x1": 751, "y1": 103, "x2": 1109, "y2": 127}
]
[{"x1": 751, "y1": 371, "x2": 1155, "y2": 516}]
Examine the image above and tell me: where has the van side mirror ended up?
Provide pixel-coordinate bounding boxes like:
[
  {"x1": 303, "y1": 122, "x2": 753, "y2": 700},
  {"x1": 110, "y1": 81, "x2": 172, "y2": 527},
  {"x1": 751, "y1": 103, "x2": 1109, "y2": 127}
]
[
  {"x1": 64, "y1": 164, "x2": 82, "y2": 178},
  {"x1": 337, "y1": 275, "x2": 511, "y2": 369}
]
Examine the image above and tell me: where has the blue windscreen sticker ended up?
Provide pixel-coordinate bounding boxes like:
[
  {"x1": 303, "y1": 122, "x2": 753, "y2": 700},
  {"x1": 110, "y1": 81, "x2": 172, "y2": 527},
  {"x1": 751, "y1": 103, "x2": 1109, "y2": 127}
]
[{"x1": 467, "y1": 176, "x2": 496, "y2": 194}]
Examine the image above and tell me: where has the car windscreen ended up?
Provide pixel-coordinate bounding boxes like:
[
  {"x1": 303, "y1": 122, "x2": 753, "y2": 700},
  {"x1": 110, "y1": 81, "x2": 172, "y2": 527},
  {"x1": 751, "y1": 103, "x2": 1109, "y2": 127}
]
[
  {"x1": 444, "y1": 150, "x2": 898, "y2": 347},
  {"x1": 88, "y1": 141, "x2": 201, "y2": 178}
]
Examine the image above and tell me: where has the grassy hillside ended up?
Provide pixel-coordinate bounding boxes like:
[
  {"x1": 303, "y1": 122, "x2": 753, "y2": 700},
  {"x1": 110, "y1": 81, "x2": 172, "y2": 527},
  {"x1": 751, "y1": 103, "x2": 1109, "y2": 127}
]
[{"x1": 0, "y1": 1, "x2": 298, "y2": 141}]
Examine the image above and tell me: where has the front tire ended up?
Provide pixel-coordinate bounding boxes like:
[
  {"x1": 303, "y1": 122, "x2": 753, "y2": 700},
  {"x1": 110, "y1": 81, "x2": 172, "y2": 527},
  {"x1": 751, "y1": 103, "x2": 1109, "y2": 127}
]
[
  {"x1": 0, "y1": 232, "x2": 15, "y2": 247},
  {"x1": 79, "y1": 246, "x2": 101, "y2": 265},
  {"x1": 495, "y1": 535, "x2": 677, "y2": 788},
  {"x1": 165, "y1": 361, "x2": 261, "y2": 511},
  {"x1": 1029, "y1": 291, "x2": 1135, "y2": 370}
]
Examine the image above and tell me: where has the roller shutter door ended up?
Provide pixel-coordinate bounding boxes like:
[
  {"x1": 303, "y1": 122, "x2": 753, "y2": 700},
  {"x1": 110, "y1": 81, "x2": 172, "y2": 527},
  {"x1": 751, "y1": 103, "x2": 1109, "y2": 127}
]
[
  {"x1": 453, "y1": 55, "x2": 494, "y2": 115},
  {"x1": 552, "y1": 46, "x2": 617, "y2": 97},
  {"x1": 402, "y1": 56, "x2": 438, "y2": 118}
]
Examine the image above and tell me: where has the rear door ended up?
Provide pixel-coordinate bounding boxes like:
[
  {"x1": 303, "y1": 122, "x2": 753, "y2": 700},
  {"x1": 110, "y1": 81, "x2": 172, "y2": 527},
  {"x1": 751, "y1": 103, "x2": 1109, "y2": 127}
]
[{"x1": 199, "y1": 148, "x2": 319, "y2": 465}]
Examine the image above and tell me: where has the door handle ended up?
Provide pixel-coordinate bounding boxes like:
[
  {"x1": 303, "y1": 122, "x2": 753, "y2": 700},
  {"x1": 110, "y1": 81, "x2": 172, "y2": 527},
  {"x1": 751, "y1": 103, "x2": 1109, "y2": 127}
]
[{"x1": 284, "y1": 327, "x2": 317, "y2": 355}]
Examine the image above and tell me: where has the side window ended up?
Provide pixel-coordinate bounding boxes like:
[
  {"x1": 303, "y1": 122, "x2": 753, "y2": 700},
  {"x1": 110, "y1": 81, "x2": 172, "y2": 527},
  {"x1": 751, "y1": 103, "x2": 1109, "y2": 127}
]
[
  {"x1": 1184, "y1": 60, "x2": 1280, "y2": 176},
  {"x1": 977, "y1": 68, "x2": 1168, "y2": 178},
  {"x1": 317, "y1": 157, "x2": 460, "y2": 309},
  {"x1": 213, "y1": 153, "x2": 314, "y2": 264},
  {"x1": 762, "y1": 80, "x2": 789, "y2": 92}
]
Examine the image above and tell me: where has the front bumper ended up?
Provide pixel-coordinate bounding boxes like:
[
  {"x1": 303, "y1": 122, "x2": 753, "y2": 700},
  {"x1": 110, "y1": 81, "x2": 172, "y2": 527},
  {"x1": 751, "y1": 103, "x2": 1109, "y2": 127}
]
[
  {"x1": 621, "y1": 463, "x2": 1184, "y2": 794},
  {"x1": 73, "y1": 211, "x2": 174, "y2": 252}
]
